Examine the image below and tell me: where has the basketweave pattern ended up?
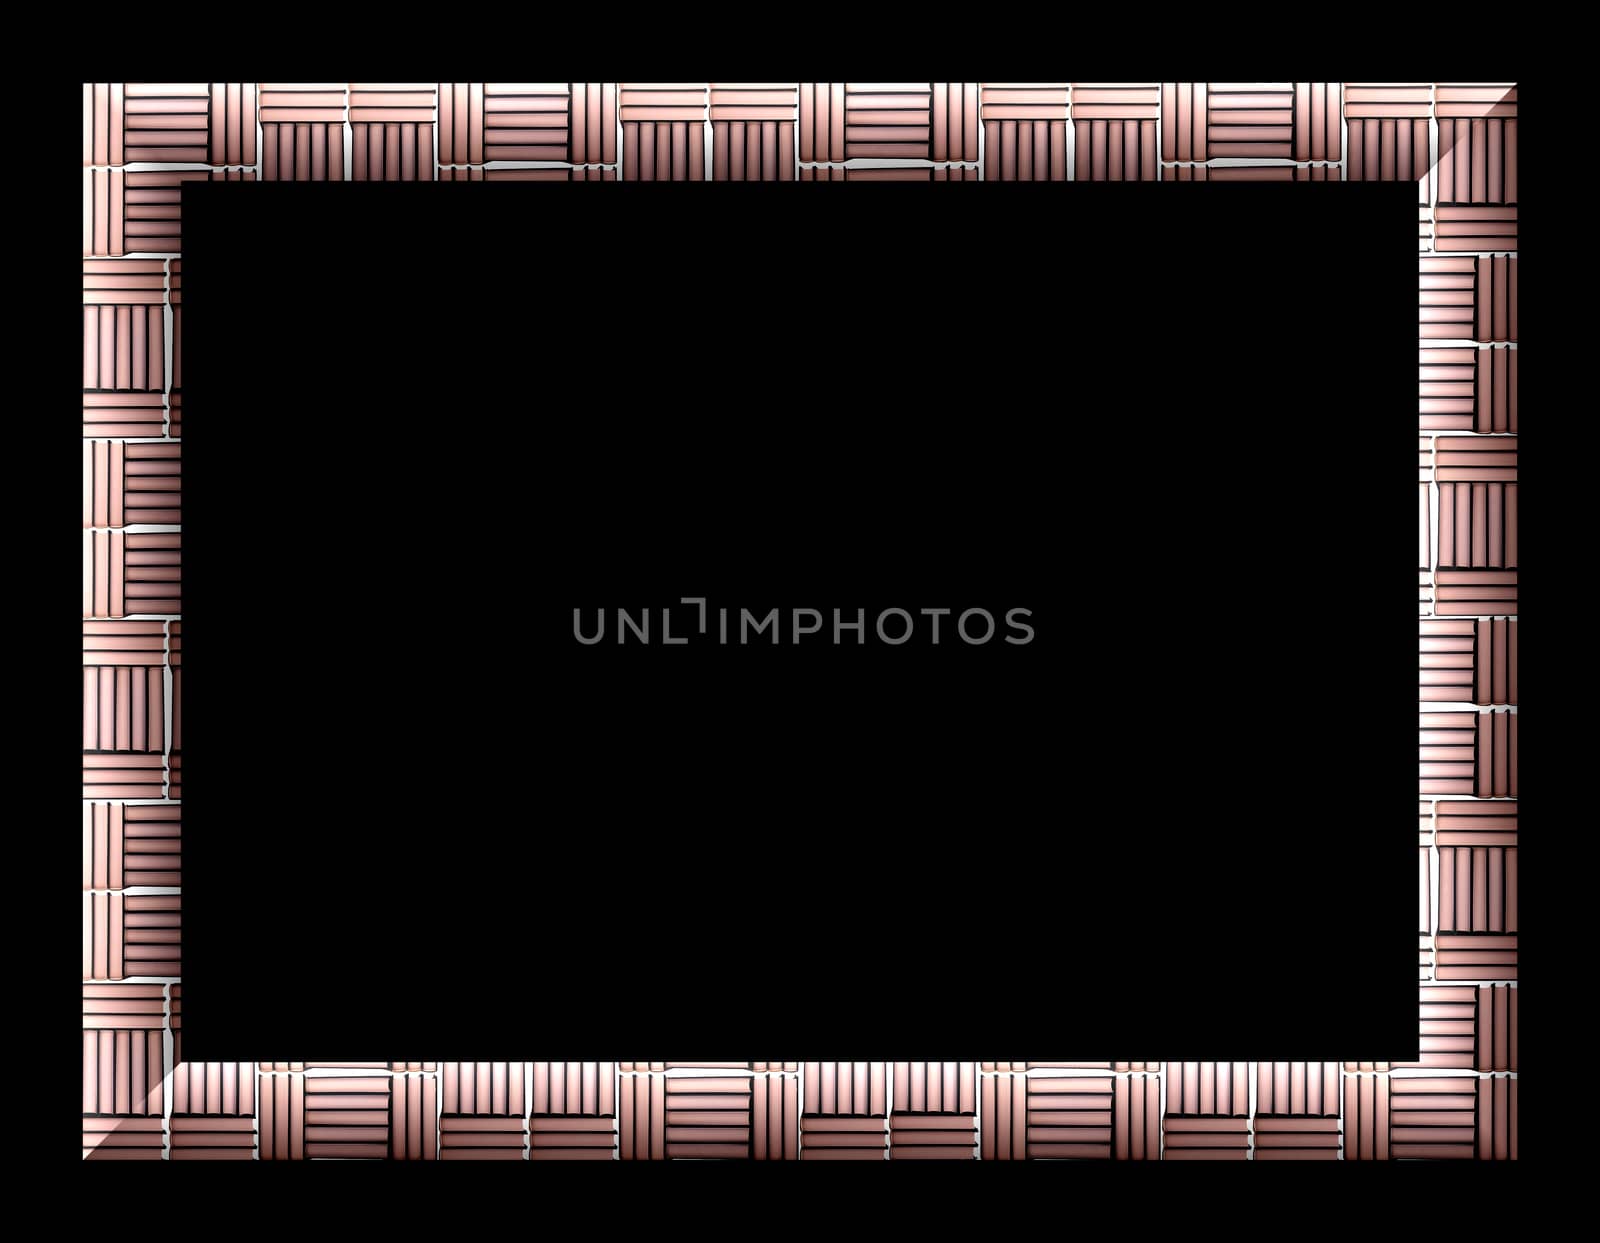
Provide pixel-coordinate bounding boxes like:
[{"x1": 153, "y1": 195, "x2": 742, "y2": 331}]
[{"x1": 80, "y1": 81, "x2": 1518, "y2": 1160}]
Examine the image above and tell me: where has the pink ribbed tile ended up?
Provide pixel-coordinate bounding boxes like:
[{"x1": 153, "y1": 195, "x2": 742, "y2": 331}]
[
  {"x1": 1076, "y1": 83, "x2": 1159, "y2": 180},
  {"x1": 350, "y1": 84, "x2": 435, "y2": 181},
  {"x1": 711, "y1": 84, "x2": 797, "y2": 181},
  {"x1": 981, "y1": 84, "x2": 1067, "y2": 181},
  {"x1": 621, "y1": 83, "x2": 707, "y2": 181}
]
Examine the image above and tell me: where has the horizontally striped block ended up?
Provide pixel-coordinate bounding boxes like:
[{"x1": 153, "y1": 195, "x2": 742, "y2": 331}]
[
  {"x1": 349, "y1": 84, "x2": 435, "y2": 181},
  {"x1": 1420, "y1": 346, "x2": 1517, "y2": 433},
  {"x1": 980, "y1": 84, "x2": 1067, "y2": 181},
  {"x1": 260, "y1": 84, "x2": 347, "y2": 181},
  {"x1": 665, "y1": 1071, "x2": 752, "y2": 1159},
  {"x1": 621, "y1": 84, "x2": 706, "y2": 181},
  {"x1": 840, "y1": 83, "x2": 929, "y2": 160},
  {"x1": 1027, "y1": 1072, "x2": 1114, "y2": 1160},
  {"x1": 306, "y1": 1073, "x2": 391, "y2": 1159},
  {"x1": 83, "y1": 892, "x2": 180, "y2": 980},
  {"x1": 83, "y1": 1116, "x2": 164, "y2": 1160},
  {"x1": 710, "y1": 84, "x2": 797, "y2": 181},
  {"x1": 846, "y1": 166, "x2": 978, "y2": 181},
  {"x1": 532, "y1": 1061, "x2": 617, "y2": 1160},
  {"x1": 82, "y1": 982, "x2": 164, "y2": 1028},
  {"x1": 1391, "y1": 1075, "x2": 1480, "y2": 1159},
  {"x1": 1204, "y1": 83, "x2": 1295, "y2": 159},
  {"x1": 1076, "y1": 83, "x2": 1159, "y2": 180}
]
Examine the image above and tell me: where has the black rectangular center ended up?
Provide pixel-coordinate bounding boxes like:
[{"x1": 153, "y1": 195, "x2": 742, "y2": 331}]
[{"x1": 183, "y1": 181, "x2": 1417, "y2": 1060}]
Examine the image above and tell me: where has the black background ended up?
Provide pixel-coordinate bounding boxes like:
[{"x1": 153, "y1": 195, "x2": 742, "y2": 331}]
[{"x1": 183, "y1": 181, "x2": 1417, "y2": 1060}]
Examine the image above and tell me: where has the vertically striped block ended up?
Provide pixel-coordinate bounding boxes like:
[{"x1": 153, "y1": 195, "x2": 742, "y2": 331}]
[
  {"x1": 1075, "y1": 84, "x2": 1159, "y2": 180},
  {"x1": 980, "y1": 84, "x2": 1067, "y2": 181},
  {"x1": 391, "y1": 1072, "x2": 439, "y2": 1160},
  {"x1": 1114, "y1": 1072, "x2": 1161, "y2": 1160},
  {"x1": 752, "y1": 1066, "x2": 800, "y2": 1160},
  {"x1": 1342, "y1": 1071, "x2": 1390, "y2": 1160},
  {"x1": 618, "y1": 1068, "x2": 666, "y2": 1159},
  {"x1": 1293, "y1": 82, "x2": 1341, "y2": 162},
  {"x1": 258, "y1": 1068, "x2": 306, "y2": 1160}
]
